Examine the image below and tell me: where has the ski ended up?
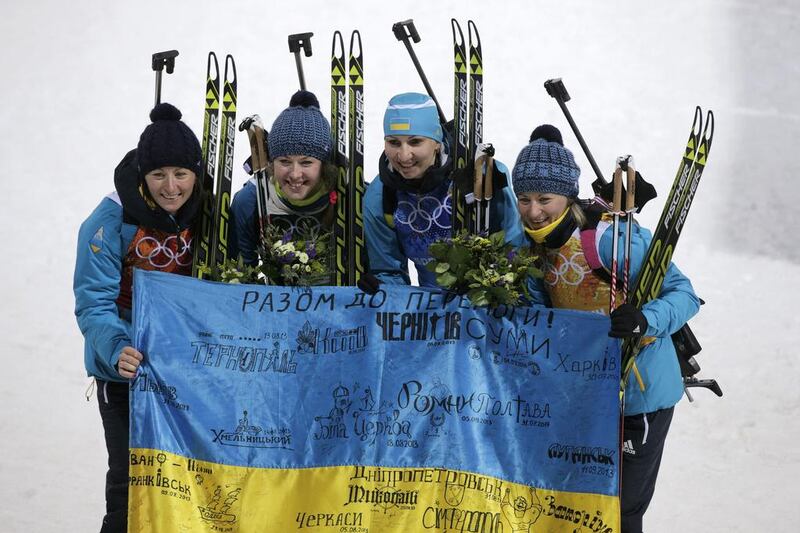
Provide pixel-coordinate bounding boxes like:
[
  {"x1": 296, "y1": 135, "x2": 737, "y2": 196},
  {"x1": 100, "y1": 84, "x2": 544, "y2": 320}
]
[
  {"x1": 629, "y1": 108, "x2": 705, "y2": 310},
  {"x1": 239, "y1": 115, "x2": 270, "y2": 242},
  {"x1": 467, "y1": 20, "x2": 483, "y2": 169},
  {"x1": 192, "y1": 52, "x2": 220, "y2": 279},
  {"x1": 622, "y1": 109, "x2": 714, "y2": 373},
  {"x1": 450, "y1": 19, "x2": 469, "y2": 235},
  {"x1": 347, "y1": 30, "x2": 367, "y2": 285},
  {"x1": 331, "y1": 31, "x2": 350, "y2": 286},
  {"x1": 210, "y1": 54, "x2": 237, "y2": 277}
]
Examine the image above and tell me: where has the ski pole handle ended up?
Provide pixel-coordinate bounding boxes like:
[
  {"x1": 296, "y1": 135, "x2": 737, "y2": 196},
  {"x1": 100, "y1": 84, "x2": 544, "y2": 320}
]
[
  {"x1": 152, "y1": 50, "x2": 179, "y2": 73},
  {"x1": 484, "y1": 155, "x2": 494, "y2": 201},
  {"x1": 612, "y1": 165, "x2": 623, "y2": 214},
  {"x1": 544, "y1": 78, "x2": 606, "y2": 190},
  {"x1": 289, "y1": 32, "x2": 314, "y2": 56},
  {"x1": 392, "y1": 19, "x2": 448, "y2": 125},
  {"x1": 151, "y1": 50, "x2": 179, "y2": 106},
  {"x1": 240, "y1": 115, "x2": 269, "y2": 172},
  {"x1": 288, "y1": 32, "x2": 313, "y2": 90},
  {"x1": 473, "y1": 154, "x2": 486, "y2": 202},
  {"x1": 625, "y1": 157, "x2": 636, "y2": 213},
  {"x1": 392, "y1": 19, "x2": 420, "y2": 43}
]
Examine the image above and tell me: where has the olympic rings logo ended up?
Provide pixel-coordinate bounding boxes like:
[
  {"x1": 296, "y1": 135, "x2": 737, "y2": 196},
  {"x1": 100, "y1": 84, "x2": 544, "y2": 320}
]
[
  {"x1": 273, "y1": 215, "x2": 322, "y2": 239},
  {"x1": 544, "y1": 250, "x2": 590, "y2": 287},
  {"x1": 395, "y1": 193, "x2": 452, "y2": 233},
  {"x1": 134, "y1": 235, "x2": 192, "y2": 268}
]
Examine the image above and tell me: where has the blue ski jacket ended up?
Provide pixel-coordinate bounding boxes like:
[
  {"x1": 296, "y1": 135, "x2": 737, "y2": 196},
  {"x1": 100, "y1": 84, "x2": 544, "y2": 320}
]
[
  {"x1": 74, "y1": 193, "x2": 137, "y2": 383},
  {"x1": 74, "y1": 150, "x2": 200, "y2": 382},
  {"x1": 230, "y1": 177, "x2": 336, "y2": 267},
  {"x1": 364, "y1": 155, "x2": 523, "y2": 288},
  {"x1": 518, "y1": 215, "x2": 700, "y2": 416}
]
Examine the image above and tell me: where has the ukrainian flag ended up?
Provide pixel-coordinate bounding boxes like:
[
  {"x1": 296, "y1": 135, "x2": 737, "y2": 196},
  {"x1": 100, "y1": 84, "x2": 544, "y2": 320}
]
[{"x1": 130, "y1": 270, "x2": 621, "y2": 532}]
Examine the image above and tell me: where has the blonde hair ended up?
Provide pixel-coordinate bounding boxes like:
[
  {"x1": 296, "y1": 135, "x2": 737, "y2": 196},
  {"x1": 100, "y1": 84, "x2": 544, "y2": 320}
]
[{"x1": 570, "y1": 201, "x2": 588, "y2": 229}]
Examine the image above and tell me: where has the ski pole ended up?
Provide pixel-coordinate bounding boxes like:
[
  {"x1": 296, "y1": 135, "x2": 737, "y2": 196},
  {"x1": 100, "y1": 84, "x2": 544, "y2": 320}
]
[
  {"x1": 544, "y1": 78, "x2": 605, "y2": 193},
  {"x1": 472, "y1": 144, "x2": 495, "y2": 234},
  {"x1": 483, "y1": 153, "x2": 494, "y2": 234},
  {"x1": 391, "y1": 19, "x2": 448, "y2": 125},
  {"x1": 623, "y1": 155, "x2": 636, "y2": 302},
  {"x1": 473, "y1": 155, "x2": 485, "y2": 234},
  {"x1": 152, "y1": 50, "x2": 179, "y2": 106},
  {"x1": 609, "y1": 161, "x2": 623, "y2": 313},
  {"x1": 239, "y1": 115, "x2": 270, "y2": 238},
  {"x1": 288, "y1": 32, "x2": 313, "y2": 91}
]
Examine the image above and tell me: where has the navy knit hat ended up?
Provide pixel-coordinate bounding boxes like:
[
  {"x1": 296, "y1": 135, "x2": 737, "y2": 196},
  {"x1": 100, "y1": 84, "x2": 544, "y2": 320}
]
[
  {"x1": 383, "y1": 92, "x2": 443, "y2": 142},
  {"x1": 137, "y1": 103, "x2": 202, "y2": 178},
  {"x1": 512, "y1": 124, "x2": 580, "y2": 198},
  {"x1": 268, "y1": 90, "x2": 331, "y2": 161}
]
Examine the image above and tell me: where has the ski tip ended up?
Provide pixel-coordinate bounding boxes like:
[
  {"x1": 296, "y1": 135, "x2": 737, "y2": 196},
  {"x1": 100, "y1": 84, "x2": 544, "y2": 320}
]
[
  {"x1": 705, "y1": 110, "x2": 715, "y2": 138},
  {"x1": 467, "y1": 20, "x2": 481, "y2": 46},
  {"x1": 224, "y1": 54, "x2": 237, "y2": 82},
  {"x1": 349, "y1": 29, "x2": 363, "y2": 55},
  {"x1": 451, "y1": 19, "x2": 465, "y2": 42},
  {"x1": 206, "y1": 52, "x2": 220, "y2": 79}
]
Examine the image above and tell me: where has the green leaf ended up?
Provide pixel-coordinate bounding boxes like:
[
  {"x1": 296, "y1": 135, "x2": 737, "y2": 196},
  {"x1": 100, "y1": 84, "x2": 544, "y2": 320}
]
[
  {"x1": 434, "y1": 262, "x2": 451, "y2": 274},
  {"x1": 447, "y1": 245, "x2": 472, "y2": 267},
  {"x1": 437, "y1": 271, "x2": 458, "y2": 287},
  {"x1": 467, "y1": 289, "x2": 489, "y2": 307},
  {"x1": 489, "y1": 230, "x2": 506, "y2": 247},
  {"x1": 528, "y1": 266, "x2": 544, "y2": 279},
  {"x1": 429, "y1": 242, "x2": 449, "y2": 259}
]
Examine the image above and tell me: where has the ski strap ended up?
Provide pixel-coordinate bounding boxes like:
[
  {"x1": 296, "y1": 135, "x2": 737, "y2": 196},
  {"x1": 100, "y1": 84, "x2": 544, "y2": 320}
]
[{"x1": 580, "y1": 227, "x2": 603, "y2": 272}]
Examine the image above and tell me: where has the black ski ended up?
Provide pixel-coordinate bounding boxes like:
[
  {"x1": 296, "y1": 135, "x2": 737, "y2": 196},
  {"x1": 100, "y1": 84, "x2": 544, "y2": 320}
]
[
  {"x1": 450, "y1": 19, "x2": 469, "y2": 235},
  {"x1": 622, "y1": 109, "x2": 714, "y2": 374},
  {"x1": 209, "y1": 55, "x2": 237, "y2": 277},
  {"x1": 347, "y1": 31, "x2": 367, "y2": 285},
  {"x1": 331, "y1": 31, "x2": 349, "y2": 286},
  {"x1": 193, "y1": 52, "x2": 220, "y2": 279}
]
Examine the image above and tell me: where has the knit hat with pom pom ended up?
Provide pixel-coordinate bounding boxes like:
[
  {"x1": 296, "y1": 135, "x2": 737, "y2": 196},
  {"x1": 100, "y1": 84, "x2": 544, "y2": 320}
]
[
  {"x1": 268, "y1": 90, "x2": 332, "y2": 162},
  {"x1": 137, "y1": 102, "x2": 202, "y2": 178},
  {"x1": 512, "y1": 124, "x2": 581, "y2": 198}
]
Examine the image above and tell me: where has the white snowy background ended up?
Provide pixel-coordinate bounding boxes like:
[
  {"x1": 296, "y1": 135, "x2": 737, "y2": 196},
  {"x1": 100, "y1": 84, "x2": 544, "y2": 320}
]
[{"x1": 1, "y1": 0, "x2": 798, "y2": 531}]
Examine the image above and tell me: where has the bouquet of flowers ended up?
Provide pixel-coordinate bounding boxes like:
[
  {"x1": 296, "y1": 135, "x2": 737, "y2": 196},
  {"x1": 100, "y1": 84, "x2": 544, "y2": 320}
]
[
  {"x1": 427, "y1": 230, "x2": 542, "y2": 307},
  {"x1": 259, "y1": 225, "x2": 331, "y2": 286},
  {"x1": 220, "y1": 225, "x2": 331, "y2": 287}
]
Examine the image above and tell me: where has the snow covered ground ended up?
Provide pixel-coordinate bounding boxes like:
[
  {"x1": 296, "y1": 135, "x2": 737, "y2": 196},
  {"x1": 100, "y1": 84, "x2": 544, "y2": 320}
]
[{"x1": 1, "y1": 0, "x2": 797, "y2": 531}]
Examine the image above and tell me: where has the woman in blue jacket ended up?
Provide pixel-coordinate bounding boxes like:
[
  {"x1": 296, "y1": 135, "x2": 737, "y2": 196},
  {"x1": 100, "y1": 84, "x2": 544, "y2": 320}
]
[
  {"x1": 511, "y1": 125, "x2": 700, "y2": 533},
  {"x1": 73, "y1": 103, "x2": 203, "y2": 533},
  {"x1": 230, "y1": 90, "x2": 336, "y2": 270},
  {"x1": 363, "y1": 92, "x2": 522, "y2": 288}
]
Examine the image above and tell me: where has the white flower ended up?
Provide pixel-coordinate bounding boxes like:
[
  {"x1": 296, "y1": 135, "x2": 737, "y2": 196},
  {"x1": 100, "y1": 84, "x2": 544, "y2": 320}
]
[{"x1": 298, "y1": 252, "x2": 309, "y2": 264}]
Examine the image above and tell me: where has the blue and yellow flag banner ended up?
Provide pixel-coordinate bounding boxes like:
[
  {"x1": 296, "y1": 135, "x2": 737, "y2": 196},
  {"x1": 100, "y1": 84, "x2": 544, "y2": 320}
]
[{"x1": 130, "y1": 270, "x2": 621, "y2": 532}]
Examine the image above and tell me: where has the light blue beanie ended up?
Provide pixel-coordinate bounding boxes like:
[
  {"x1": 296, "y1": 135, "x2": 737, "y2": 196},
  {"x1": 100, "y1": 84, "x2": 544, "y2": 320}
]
[{"x1": 383, "y1": 92, "x2": 443, "y2": 142}]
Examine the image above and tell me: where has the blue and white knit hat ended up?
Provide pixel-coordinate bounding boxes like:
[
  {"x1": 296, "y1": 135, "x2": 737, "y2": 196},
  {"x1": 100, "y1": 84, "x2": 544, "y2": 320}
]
[
  {"x1": 383, "y1": 92, "x2": 443, "y2": 142},
  {"x1": 511, "y1": 124, "x2": 580, "y2": 198},
  {"x1": 268, "y1": 90, "x2": 331, "y2": 161}
]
